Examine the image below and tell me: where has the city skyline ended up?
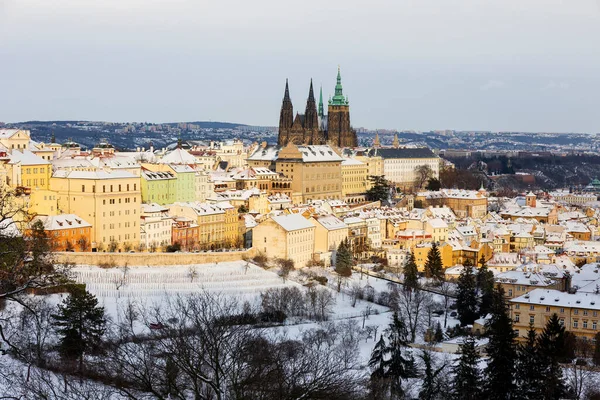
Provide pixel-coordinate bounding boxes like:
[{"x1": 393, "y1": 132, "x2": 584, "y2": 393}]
[{"x1": 1, "y1": 0, "x2": 599, "y2": 133}]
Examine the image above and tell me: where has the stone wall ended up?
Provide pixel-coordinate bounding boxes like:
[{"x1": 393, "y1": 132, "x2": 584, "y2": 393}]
[{"x1": 56, "y1": 249, "x2": 256, "y2": 267}]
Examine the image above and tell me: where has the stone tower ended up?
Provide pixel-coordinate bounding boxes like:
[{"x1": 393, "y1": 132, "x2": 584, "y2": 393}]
[
  {"x1": 327, "y1": 67, "x2": 357, "y2": 148},
  {"x1": 304, "y1": 79, "x2": 320, "y2": 144},
  {"x1": 278, "y1": 79, "x2": 294, "y2": 146}
]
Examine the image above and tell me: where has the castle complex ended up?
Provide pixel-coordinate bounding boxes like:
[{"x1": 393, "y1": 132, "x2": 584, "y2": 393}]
[{"x1": 277, "y1": 67, "x2": 358, "y2": 148}]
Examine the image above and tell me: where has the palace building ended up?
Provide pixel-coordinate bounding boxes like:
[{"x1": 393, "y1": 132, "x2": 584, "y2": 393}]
[{"x1": 277, "y1": 67, "x2": 358, "y2": 148}]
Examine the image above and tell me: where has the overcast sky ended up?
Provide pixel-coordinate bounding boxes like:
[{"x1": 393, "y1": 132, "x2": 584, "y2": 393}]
[{"x1": 1, "y1": 0, "x2": 599, "y2": 132}]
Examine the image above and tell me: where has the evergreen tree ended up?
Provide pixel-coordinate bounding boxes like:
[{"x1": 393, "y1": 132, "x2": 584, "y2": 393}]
[
  {"x1": 433, "y1": 322, "x2": 444, "y2": 343},
  {"x1": 424, "y1": 242, "x2": 444, "y2": 282},
  {"x1": 483, "y1": 285, "x2": 517, "y2": 400},
  {"x1": 384, "y1": 312, "x2": 417, "y2": 398},
  {"x1": 452, "y1": 335, "x2": 481, "y2": 400},
  {"x1": 368, "y1": 312, "x2": 417, "y2": 399},
  {"x1": 403, "y1": 251, "x2": 420, "y2": 291},
  {"x1": 515, "y1": 324, "x2": 544, "y2": 400},
  {"x1": 594, "y1": 332, "x2": 600, "y2": 367},
  {"x1": 419, "y1": 350, "x2": 446, "y2": 400},
  {"x1": 537, "y1": 313, "x2": 568, "y2": 400},
  {"x1": 335, "y1": 239, "x2": 353, "y2": 277},
  {"x1": 477, "y1": 255, "x2": 495, "y2": 317},
  {"x1": 366, "y1": 175, "x2": 390, "y2": 202},
  {"x1": 456, "y1": 260, "x2": 478, "y2": 326},
  {"x1": 52, "y1": 287, "x2": 106, "y2": 372}
]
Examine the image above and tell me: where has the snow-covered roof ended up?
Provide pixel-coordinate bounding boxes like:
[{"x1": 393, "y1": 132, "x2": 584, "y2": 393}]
[
  {"x1": 141, "y1": 203, "x2": 169, "y2": 214},
  {"x1": 511, "y1": 288, "x2": 600, "y2": 311},
  {"x1": 313, "y1": 215, "x2": 347, "y2": 231},
  {"x1": 0, "y1": 128, "x2": 27, "y2": 139},
  {"x1": 341, "y1": 157, "x2": 364, "y2": 166},
  {"x1": 34, "y1": 214, "x2": 91, "y2": 231},
  {"x1": 496, "y1": 270, "x2": 554, "y2": 287},
  {"x1": 159, "y1": 148, "x2": 197, "y2": 165},
  {"x1": 271, "y1": 214, "x2": 314, "y2": 232},
  {"x1": 169, "y1": 164, "x2": 195, "y2": 173},
  {"x1": 52, "y1": 170, "x2": 137, "y2": 180},
  {"x1": 8, "y1": 150, "x2": 49, "y2": 166},
  {"x1": 142, "y1": 169, "x2": 175, "y2": 180}
]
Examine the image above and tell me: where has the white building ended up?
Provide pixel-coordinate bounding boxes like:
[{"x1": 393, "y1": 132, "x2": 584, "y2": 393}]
[{"x1": 140, "y1": 203, "x2": 173, "y2": 250}]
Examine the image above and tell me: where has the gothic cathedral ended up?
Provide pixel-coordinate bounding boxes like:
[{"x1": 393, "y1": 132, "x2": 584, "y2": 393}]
[{"x1": 277, "y1": 67, "x2": 358, "y2": 148}]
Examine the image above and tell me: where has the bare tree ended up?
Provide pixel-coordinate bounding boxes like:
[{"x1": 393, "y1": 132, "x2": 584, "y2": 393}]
[
  {"x1": 111, "y1": 264, "x2": 130, "y2": 295},
  {"x1": 564, "y1": 359, "x2": 596, "y2": 400},
  {"x1": 187, "y1": 265, "x2": 198, "y2": 283},
  {"x1": 78, "y1": 236, "x2": 90, "y2": 252},
  {"x1": 0, "y1": 185, "x2": 70, "y2": 353},
  {"x1": 414, "y1": 164, "x2": 434, "y2": 190},
  {"x1": 438, "y1": 281, "x2": 454, "y2": 328},
  {"x1": 397, "y1": 287, "x2": 433, "y2": 343},
  {"x1": 350, "y1": 282, "x2": 364, "y2": 307}
]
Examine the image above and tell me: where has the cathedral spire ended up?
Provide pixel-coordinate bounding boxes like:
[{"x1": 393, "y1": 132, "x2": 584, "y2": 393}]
[
  {"x1": 308, "y1": 78, "x2": 315, "y2": 101},
  {"x1": 330, "y1": 66, "x2": 347, "y2": 106},
  {"x1": 392, "y1": 133, "x2": 400, "y2": 149},
  {"x1": 283, "y1": 78, "x2": 291, "y2": 102},
  {"x1": 373, "y1": 131, "x2": 381, "y2": 148},
  {"x1": 318, "y1": 85, "x2": 324, "y2": 118}
]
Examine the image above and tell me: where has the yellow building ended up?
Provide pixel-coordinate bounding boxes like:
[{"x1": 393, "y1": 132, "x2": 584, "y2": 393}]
[
  {"x1": 247, "y1": 143, "x2": 344, "y2": 203},
  {"x1": 0, "y1": 129, "x2": 30, "y2": 151},
  {"x1": 415, "y1": 189, "x2": 488, "y2": 219},
  {"x1": 354, "y1": 152, "x2": 384, "y2": 186},
  {"x1": 310, "y1": 215, "x2": 348, "y2": 254},
  {"x1": 7, "y1": 150, "x2": 51, "y2": 191},
  {"x1": 29, "y1": 189, "x2": 59, "y2": 216},
  {"x1": 167, "y1": 201, "x2": 237, "y2": 249},
  {"x1": 253, "y1": 214, "x2": 315, "y2": 267},
  {"x1": 414, "y1": 242, "x2": 453, "y2": 271},
  {"x1": 511, "y1": 289, "x2": 600, "y2": 340},
  {"x1": 496, "y1": 270, "x2": 561, "y2": 300},
  {"x1": 424, "y1": 218, "x2": 448, "y2": 243},
  {"x1": 341, "y1": 157, "x2": 368, "y2": 203},
  {"x1": 50, "y1": 170, "x2": 142, "y2": 251}
]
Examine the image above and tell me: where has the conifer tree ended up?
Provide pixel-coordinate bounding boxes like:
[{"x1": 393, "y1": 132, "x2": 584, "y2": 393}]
[
  {"x1": 433, "y1": 322, "x2": 444, "y2": 343},
  {"x1": 483, "y1": 285, "x2": 517, "y2": 400},
  {"x1": 52, "y1": 287, "x2": 106, "y2": 373},
  {"x1": 419, "y1": 350, "x2": 446, "y2": 400},
  {"x1": 594, "y1": 332, "x2": 600, "y2": 367},
  {"x1": 452, "y1": 335, "x2": 481, "y2": 400},
  {"x1": 537, "y1": 313, "x2": 568, "y2": 399},
  {"x1": 477, "y1": 255, "x2": 495, "y2": 317},
  {"x1": 366, "y1": 175, "x2": 390, "y2": 202},
  {"x1": 515, "y1": 324, "x2": 544, "y2": 399},
  {"x1": 368, "y1": 312, "x2": 417, "y2": 399},
  {"x1": 384, "y1": 312, "x2": 417, "y2": 398},
  {"x1": 456, "y1": 260, "x2": 478, "y2": 326},
  {"x1": 335, "y1": 239, "x2": 353, "y2": 277},
  {"x1": 424, "y1": 242, "x2": 444, "y2": 282},
  {"x1": 403, "y1": 251, "x2": 420, "y2": 291}
]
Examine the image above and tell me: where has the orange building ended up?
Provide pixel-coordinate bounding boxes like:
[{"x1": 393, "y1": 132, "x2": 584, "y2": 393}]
[
  {"x1": 30, "y1": 214, "x2": 92, "y2": 251},
  {"x1": 171, "y1": 217, "x2": 199, "y2": 251}
]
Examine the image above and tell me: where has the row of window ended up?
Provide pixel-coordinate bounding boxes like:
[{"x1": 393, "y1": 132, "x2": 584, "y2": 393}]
[
  {"x1": 25, "y1": 167, "x2": 46, "y2": 174},
  {"x1": 103, "y1": 221, "x2": 136, "y2": 230},
  {"x1": 102, "y1": 197, "x2": 137, "y2": 205},
  {"x1": 104, "y1": 233, "x2": 136, "y2": 242},
  {"x1": 83, "y1": 183, "x2": 138, "y2": 193},
  {"x1": 514, "y1": 303, "x2": 599, "y2": 317}
]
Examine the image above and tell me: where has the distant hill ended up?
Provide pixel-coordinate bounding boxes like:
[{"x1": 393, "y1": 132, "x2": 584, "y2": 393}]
[
  {"x1": 165, "y1": 121, "x2": 247, "y2": 129},
  {"x1": 16, "y1": 120, "x2": 247, "y2": 129}
]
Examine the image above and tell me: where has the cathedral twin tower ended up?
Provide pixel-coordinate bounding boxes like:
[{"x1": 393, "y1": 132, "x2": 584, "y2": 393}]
[{"x1": 277, "y1": 67, "x2": 358, "y2": 148}]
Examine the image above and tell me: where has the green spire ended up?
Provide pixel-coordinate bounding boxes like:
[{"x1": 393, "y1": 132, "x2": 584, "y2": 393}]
[
  {"x1": 318, "y1": 85, "x2": 324, "y2": 117},
  {"x1": 329, "y1": 66, "x2": 348, "y2": 106}
]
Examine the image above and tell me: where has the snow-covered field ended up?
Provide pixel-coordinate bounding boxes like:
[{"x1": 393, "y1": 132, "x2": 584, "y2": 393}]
[{"x1": 71, "y1": 261, "x2": 390, "y2": 323}]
